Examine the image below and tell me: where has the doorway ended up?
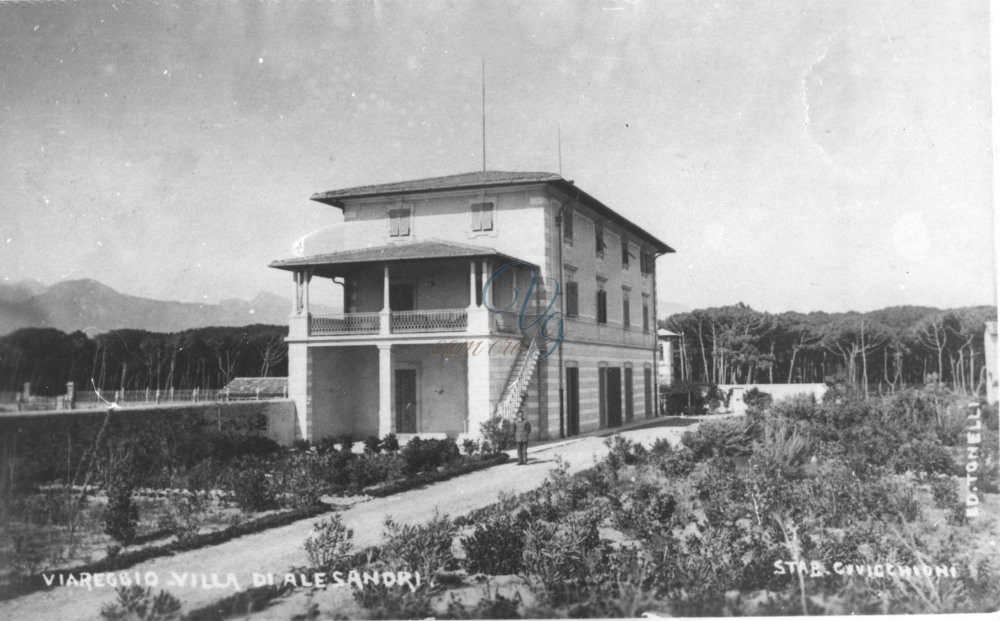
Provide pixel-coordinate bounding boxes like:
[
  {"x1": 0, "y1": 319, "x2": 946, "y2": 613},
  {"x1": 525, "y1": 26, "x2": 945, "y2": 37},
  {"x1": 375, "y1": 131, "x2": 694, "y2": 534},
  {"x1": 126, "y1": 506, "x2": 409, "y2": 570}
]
[
  {"x1": 395, "y1": 368, "x2": 417, "y2": 432},
  {"x1": 606, "y1": 367, "x2": 622, "y2": 427},
  {"x1": 566, "y1": 366, "x2": 579, "y2": 436}
]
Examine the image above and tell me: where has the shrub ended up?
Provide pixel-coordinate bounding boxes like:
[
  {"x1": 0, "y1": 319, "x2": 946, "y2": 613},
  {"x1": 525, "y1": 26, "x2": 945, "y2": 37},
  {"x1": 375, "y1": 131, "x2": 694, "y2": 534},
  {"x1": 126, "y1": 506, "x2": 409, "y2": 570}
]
[
  {"x1": 380, "y1": 510, "x2": 457, "y2": 590},
  {"x1": 521, "y1": 507, "x2": 603, "y2": 603},
  {"x1": 381, "y1": 433, "x2": 400, "y2": 453},
  {"x1": 462, "y1": 438, "x2": 480, "y2": 455},
  {"x1": 681, "y1": 418, "x2": 754, "y2": 461},
  {"x1": 400, "y1": 437, "x2": 460, "y2": 475},
  {"x1": 100, "y1": 585, "x2": 182, "y2": 621},
  {"x1": 743, "y1": 387, "x2": 773, "y2": 413},
  {"x1": 605, "y1": 435, "x2": 648, "y2": 466},
  {"x1": 103, "y1": 445, "x2": 139, "y2": 545},
  {"x1": 480, "y1": 416, "x2": 514, "y2": 452},
  {"x1": 271, "y1": 452, "x2": 325, "y2": 509},
  {"x1": 155, "y1": 493, "x2": 203, "y2": 542},
  {"x1": 363, "y1": 435, "x2": 381, "y2": 454},
  {"x1": 230, "y1": 459, "x2": 274, "y2": 512},
  {"x1": 337, "y1": 434, "x2": 354, "y2": 454},
  {"x1": 313, "y1": 436, "x2": 340, "y2": 455},
  {"x1": 345, "y1": 453, "x2": 403, "y2": 492},
  {"x1": 303, "y1": 515, "x2": 353, "y2": 570},
  {"x1": 659, "y1": 447, "x2": 696, "y2": 478},
  {"x1": 461, "y1": 511, "x2": 527, "y2": 575},
  {"x1": 612, "y1": 482, "x2": 676, "y2": 539}
]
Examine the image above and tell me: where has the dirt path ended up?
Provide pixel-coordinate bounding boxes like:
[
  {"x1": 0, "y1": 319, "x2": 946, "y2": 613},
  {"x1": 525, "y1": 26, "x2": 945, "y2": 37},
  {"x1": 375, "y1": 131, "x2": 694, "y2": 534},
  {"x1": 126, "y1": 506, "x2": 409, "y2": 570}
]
[{"x1": 0, "y1": 418, "x2": 707, "y2": 620}]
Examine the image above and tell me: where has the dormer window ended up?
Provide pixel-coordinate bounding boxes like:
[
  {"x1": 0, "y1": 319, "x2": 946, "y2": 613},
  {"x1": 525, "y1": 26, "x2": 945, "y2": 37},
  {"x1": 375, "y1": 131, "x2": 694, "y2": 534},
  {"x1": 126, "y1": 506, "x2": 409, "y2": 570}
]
[
  {"x1": 389, "y1": 206, "x2": 412, "y2": 237},
  {"x1": 595, "y1": 222, "x2": 605, "y2": 258},
  {"x1": 470, "y1": 201, "x2": 494, "y2": 232}
]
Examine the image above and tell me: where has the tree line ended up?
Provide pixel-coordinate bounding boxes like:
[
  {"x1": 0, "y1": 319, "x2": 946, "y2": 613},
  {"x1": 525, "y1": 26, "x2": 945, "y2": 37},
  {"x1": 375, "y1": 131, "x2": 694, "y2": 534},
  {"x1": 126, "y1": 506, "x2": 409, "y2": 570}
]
[
  {"x1": 663, "y1": 304, "x2": 996, "y2": 396},
  {"x1": 0, "y1": 325, "x2": 288, "y2": 396}
]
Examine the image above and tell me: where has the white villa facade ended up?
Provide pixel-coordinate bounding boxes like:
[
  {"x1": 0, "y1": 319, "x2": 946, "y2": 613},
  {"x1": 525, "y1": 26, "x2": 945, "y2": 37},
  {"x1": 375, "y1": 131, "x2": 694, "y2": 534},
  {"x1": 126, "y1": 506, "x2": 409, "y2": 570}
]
[{"x1": 270, "y1": 171, "x2": 673, "y2": 442}]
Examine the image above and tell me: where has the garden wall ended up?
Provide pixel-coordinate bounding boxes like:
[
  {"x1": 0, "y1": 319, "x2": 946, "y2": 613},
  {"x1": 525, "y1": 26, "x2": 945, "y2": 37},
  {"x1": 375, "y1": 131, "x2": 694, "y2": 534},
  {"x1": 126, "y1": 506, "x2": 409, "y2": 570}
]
[{"x1": 719, "y1": 383, "x2": 828, "y2": 414}]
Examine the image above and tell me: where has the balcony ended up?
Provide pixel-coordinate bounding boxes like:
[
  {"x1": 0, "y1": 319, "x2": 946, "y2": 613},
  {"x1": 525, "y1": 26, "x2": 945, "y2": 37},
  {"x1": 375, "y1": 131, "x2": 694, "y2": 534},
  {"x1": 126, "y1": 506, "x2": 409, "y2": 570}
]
[{"x1": 309, "y1": 309, "x2": 468, "y2": 336}]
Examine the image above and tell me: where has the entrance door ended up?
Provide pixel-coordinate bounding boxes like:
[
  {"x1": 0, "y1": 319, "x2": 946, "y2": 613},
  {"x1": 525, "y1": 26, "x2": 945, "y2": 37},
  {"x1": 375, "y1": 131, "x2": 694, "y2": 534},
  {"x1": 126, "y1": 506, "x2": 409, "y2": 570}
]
[
  {"x1": 624, "y1": 366, "x2": 634, "y2": 422},
  {"x1": 395, "y1": 369, "x2": 417, "y2": 433},
  {"x1": 566, "y1": 367, "x2": 579, "y2": 436},
  {"x1": 390, "y1": 283, "x2": 415, "y2": 311},
  {"x1": 606, "y1": 367, "x2": 623, "y2": 427}
]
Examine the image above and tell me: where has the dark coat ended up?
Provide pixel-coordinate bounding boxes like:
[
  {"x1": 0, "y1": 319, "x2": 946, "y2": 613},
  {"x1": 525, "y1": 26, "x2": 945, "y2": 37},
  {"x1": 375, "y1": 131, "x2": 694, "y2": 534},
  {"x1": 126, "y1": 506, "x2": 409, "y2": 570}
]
[{"x1": 513, "y1": 418, "x2": 531, "y2": 443}]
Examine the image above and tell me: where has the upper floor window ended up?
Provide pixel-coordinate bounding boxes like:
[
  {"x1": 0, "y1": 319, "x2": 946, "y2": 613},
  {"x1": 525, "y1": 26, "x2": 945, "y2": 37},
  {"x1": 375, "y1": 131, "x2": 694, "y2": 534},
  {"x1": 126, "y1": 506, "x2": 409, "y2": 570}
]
[
  {"x1": 622, "y1": 288, "x2": 631, "y2": 329},
  {"x1": 642, "y1": 294, "x2": 650, "y2": 333},
  {"x1": 389, "y1": 206, "x2": 412, "y2": 237},
  {"x1": 470, "y1": 201, "x2": 495, "y2": 232},
  {"x1": 640, "y1": 250, "x2": 654, "y2": 275},
  {"x1": 565, "y1": 280, "x2": 578, "y2": 318},
  {"x1": 595, "y1": 222, "x2": 605, "y2": 258},
  {"x1": 563, "y1": 209, "x2": 574, "y2": 244},
  {"x1": 621, "y1": 238, "x2": 630, "y2": 269},
  {"x1": 596, "y1": 283, "x2": 608, "y2": 324}
]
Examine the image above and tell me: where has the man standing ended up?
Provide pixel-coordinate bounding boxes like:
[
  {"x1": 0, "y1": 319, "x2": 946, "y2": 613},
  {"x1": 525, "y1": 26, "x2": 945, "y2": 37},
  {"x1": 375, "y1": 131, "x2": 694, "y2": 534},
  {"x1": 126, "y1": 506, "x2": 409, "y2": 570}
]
[{"x1": 513, "y1": 409, "x2": 531, "y2": 465}]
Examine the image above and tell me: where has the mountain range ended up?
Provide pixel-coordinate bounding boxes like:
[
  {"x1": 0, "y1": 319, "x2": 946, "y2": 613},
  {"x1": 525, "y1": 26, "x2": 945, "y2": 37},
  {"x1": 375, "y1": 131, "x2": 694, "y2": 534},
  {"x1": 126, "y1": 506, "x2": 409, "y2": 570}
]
[{"x1": 0, "y1": 279, "x2": 321, "y2": 335}]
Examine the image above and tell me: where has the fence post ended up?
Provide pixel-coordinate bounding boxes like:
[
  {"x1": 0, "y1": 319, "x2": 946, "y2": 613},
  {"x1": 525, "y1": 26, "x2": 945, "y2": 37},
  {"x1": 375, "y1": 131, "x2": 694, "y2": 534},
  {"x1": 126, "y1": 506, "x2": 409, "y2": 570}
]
[
  {"x1": 66, "y1": 381, "x2": 76, "y2": 410},
  {"x1": 145, "y1": 387, "x2": 150, "y2": 403},
  {"x1": 155, "y1": 389, "x2": 161, "y2": 404},
  {"x1": 193, "y1": 387, "x2": 198, "y2": 402},
  {"x1": 114, "y1": 390, "x2": 120, "y2": 404}
]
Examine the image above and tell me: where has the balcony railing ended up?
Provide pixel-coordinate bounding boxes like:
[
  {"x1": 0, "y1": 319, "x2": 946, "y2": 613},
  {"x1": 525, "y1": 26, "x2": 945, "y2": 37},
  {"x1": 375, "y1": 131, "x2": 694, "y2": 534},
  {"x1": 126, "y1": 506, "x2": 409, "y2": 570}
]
[
  {"x1": 391, "y1": 309, "x2": 468, "y2": 333},
  {"x1": 308, "y1": 309, "x2": 472, "y2": 336},
  {"x1": 310, "y1": 312, "x2": 381, "y2": 335}
]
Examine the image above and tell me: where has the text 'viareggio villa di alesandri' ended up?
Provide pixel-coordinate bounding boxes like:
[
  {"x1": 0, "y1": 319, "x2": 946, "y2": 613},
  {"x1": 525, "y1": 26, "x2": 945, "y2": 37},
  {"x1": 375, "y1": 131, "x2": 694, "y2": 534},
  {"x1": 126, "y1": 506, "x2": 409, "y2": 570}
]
[{"x1": 268, "y1": 171, "x2": 674, "y2": 443}]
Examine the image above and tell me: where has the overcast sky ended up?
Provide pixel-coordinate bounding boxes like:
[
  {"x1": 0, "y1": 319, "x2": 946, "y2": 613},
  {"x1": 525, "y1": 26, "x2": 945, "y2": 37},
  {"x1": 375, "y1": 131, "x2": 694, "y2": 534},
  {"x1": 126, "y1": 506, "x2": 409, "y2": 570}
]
[{"x1": 0, "y1": 0, "x2": 994, "y2": 314}]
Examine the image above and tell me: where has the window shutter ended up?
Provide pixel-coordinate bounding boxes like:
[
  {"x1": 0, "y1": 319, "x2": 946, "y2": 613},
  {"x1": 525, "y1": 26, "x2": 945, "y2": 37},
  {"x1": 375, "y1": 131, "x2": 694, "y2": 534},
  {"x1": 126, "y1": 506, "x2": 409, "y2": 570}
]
[{"x1": 566, "y1": 281, "x2": 578, "y2": 317}]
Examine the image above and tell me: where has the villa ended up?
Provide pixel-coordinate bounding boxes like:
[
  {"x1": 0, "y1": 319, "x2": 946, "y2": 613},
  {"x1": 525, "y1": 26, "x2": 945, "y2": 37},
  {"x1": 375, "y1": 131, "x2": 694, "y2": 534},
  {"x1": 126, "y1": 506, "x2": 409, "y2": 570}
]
[{"x1": 269, "y1": 171, "x2": 673, "y2": 442}]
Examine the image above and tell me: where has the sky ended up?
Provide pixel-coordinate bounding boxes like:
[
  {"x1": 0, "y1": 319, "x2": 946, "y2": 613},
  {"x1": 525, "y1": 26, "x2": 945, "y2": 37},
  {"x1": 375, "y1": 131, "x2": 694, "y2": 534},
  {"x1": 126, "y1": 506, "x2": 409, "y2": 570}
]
[{"x1": 0, "y1": 0, "x2": 994, "y2": 314}]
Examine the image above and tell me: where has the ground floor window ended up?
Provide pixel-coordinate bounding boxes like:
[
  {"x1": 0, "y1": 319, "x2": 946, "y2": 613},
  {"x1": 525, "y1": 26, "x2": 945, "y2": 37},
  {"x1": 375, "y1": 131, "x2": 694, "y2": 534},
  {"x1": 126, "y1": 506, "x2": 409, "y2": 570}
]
[
  {"x1": 625, "y1": 366, "x2": 634, "y2": 422},
  {"x1": 643, "y1": 366, "x2": 653, "y2": 418}
]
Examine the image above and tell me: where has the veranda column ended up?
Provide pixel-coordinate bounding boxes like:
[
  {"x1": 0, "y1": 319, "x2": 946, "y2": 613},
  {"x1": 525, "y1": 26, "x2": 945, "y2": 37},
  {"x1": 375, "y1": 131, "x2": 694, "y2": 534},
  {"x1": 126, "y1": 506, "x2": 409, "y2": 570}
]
[
  {"x1": 380, "y1": 264, "x2": 391, "y2": 336},
  {"x1": 468, "y1": 260, "x2": 477, "y2": 307},
  {"x1": 289, "y1": 271, "x2": 309, "y2": 340},
  {"x1": 378, "y1": 344, "x2": 392, "y2": 437},
  {"x1": 467, "y1": 346, "x2": 491, "y2": 437},
  {"x1": 303, "y1": 269, "x2": 311, "y2": 315}
]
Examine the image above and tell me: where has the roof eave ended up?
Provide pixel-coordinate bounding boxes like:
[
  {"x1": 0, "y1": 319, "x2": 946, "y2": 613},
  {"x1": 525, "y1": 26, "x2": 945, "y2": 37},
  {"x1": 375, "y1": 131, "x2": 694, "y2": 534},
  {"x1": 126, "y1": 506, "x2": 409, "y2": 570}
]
[{"x1": 309, "y1": 178, "x2": 556, "y2": 208}]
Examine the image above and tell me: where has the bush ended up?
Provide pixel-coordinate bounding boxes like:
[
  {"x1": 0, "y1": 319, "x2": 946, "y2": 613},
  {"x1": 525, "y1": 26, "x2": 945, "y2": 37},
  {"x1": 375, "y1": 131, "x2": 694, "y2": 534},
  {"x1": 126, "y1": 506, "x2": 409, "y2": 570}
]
[
  {"x1": 381, "y1": 433, "x2": 400, "y2": 453},
  {"x1": 206, "y1": 432, "x2": 280, "y2": 462},
  {"x1": 462, "y1": 438, "x2": 480, "y2": 455},
  {"x1": 659, "y1": 447, "x2": 696, "y2": 478},
  {"x1": 380, "y1": 510, "x2": 457, "y2": 590},
  {"x1": 661, "y1": 381, "x2": 727, "y2": 416},
  {"x1": 155, "y1": 493, "x2": 203, "y2": 543},
  {"x1": 363, "y1": 435, "x2": 381, "y2": 454},
  {"x1": 480, "y1": 416, "x2": 514, "y2": 453},
  {"x1": 230, "y1": 459, "x2": 274, "y2": 512},
  {"x1": 521, "y1": 507, "x2": 603, "y2": 603},
  {"x1": 681, "y1": 418, "x2": 754, "y2": 461},
  {"x1": 461, "y1": 510, "x2": 527, "y2": 575},
  {"x1": 303, "y1": 515, "x2": 353, "y2": 570},
  {"x1": 103, "y1": 445, "x2": 139, "y2": 544},
  {"x1": 100, "y1": 585, "x2": 182, "y2": 621},
  {"x1": 605, "y1": 435, "x2": 648, "y2": 466},
  {"x1": 400, "y1": 437, "x2": 460, "y2": 475},
  {"x1": 612, "y1": 482, "x2": 676, "y2": 539}
]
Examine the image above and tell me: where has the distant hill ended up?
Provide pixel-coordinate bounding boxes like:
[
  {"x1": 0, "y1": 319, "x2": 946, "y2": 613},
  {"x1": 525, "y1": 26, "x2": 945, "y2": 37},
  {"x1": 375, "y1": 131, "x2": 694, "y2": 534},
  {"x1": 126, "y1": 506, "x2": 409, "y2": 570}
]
[{"x1": 0, "y1": 279, "x2": 329, "y2": 335}]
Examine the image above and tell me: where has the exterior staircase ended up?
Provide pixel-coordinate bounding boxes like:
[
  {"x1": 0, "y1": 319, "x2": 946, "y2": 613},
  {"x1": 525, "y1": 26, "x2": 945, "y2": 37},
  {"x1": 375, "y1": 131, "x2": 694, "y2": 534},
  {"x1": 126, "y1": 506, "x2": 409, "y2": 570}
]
[{"x1": 493, "y1": 337, "x2": 541, "y2": 421}]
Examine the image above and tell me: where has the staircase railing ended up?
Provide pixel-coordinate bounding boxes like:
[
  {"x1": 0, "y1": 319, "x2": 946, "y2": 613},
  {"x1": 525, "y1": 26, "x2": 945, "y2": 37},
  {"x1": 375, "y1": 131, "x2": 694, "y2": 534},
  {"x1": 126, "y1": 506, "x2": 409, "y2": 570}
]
[{"x1": 493, "y1": 336, "x2": 541, "y2": 421}]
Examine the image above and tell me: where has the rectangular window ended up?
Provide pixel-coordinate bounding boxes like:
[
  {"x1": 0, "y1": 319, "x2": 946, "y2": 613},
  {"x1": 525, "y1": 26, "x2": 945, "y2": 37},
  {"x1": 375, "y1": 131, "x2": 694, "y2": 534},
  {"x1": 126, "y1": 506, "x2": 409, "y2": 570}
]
[
  {"x1": 622, "y1": 291, "x2": 630, "y2": 329},
  {"x1": 621, "y1": 238, "x2": 629, "y2": 268},
  {"x1": 644, "y1": 367, "x2": 653, "y2": 418},
  {"x1": 595, "y1": 222, "x2": 605, "y2": 258},
  {"x1": 563, "y1": 209, "x2": 573, "y2": 244},
  {"x1": 640, "y1": 250, "x2": 654, "y2": 275},
  {"x1": 597, "y1": 287, "x2": 607, "y2": 324},
  {"x1": 565, "y1": 280, "x2": 578, "y2": 318},
  {"x1": 470, "y1": 202, "x2": 494, "y2": 232},
  {"x1": 642, "y1": 295, "x2": 650, "y2": 333},
  {"x1": 389, "y1": 207, "x2": 411, "y2": 237}
]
